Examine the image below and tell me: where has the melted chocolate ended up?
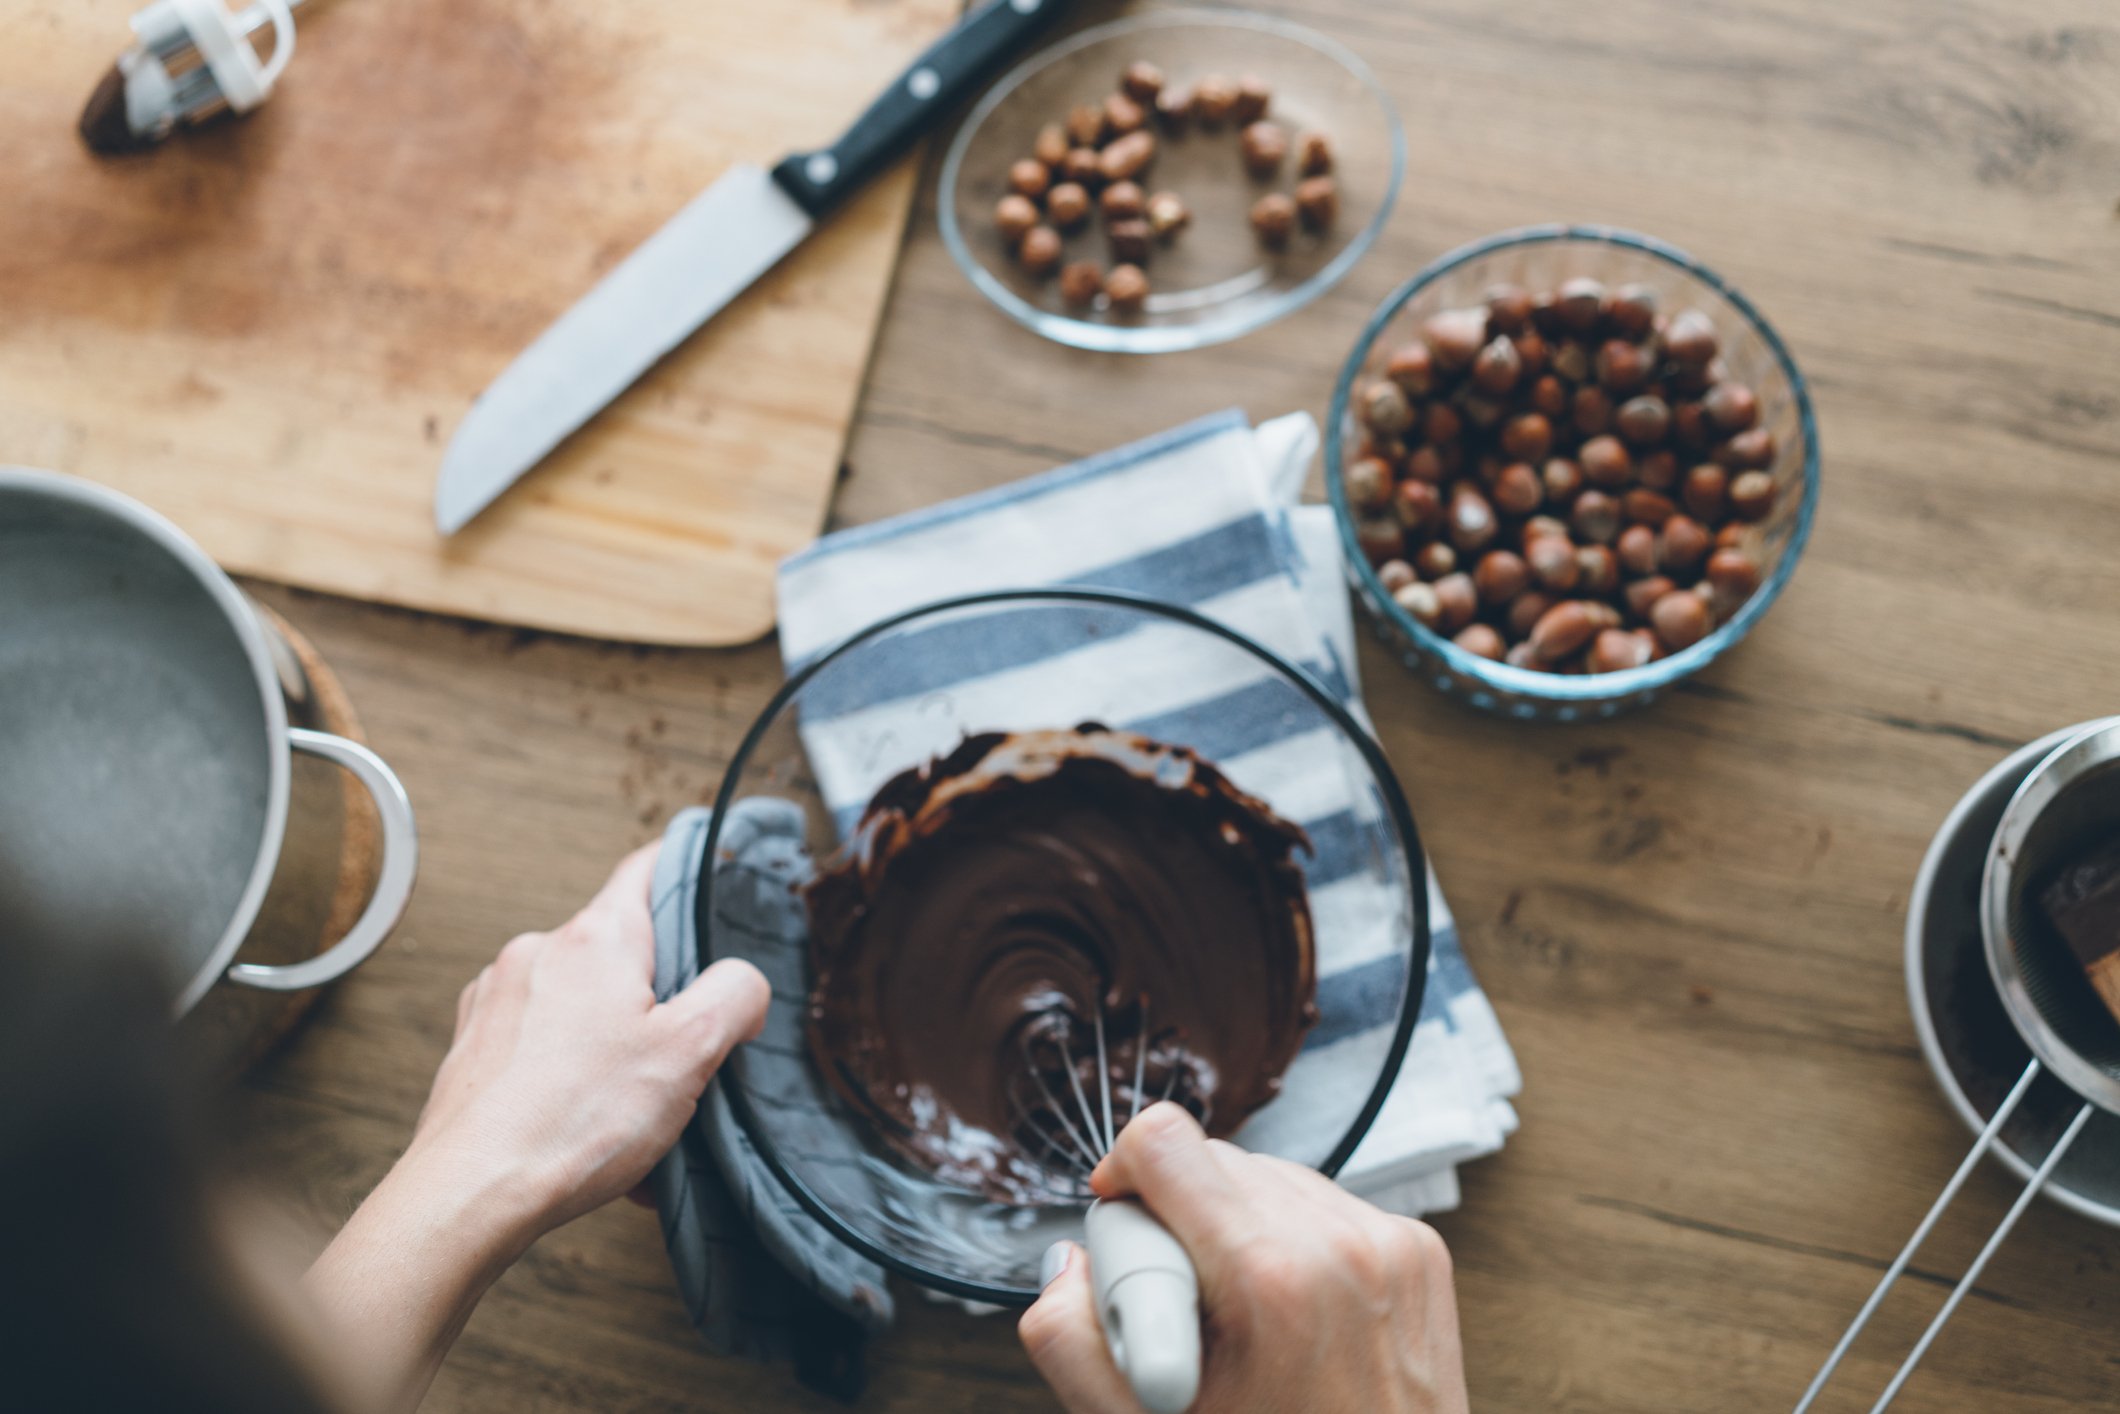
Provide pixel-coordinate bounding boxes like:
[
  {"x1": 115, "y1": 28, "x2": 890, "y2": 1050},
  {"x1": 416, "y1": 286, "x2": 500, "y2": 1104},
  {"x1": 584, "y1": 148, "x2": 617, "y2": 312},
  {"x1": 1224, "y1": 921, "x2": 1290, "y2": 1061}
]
[{"x1": 804, "y1": 726, "x2": 1318, "y2": 1204}]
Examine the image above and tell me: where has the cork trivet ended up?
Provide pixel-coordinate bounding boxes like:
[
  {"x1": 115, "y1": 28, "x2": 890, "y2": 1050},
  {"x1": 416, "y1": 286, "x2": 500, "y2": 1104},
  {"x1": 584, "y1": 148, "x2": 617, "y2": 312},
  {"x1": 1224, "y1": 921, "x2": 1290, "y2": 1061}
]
[{"x1": 179, "y1": 605, "x2": 385, "y2": 1078}]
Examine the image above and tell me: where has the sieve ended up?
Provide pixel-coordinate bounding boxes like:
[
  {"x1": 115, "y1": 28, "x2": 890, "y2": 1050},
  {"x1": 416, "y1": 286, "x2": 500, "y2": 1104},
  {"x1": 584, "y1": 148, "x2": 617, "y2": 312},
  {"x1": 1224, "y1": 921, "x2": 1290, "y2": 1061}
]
[{"x1": 1800, "y1": 719, "x2": 2120, "y2": 1410}]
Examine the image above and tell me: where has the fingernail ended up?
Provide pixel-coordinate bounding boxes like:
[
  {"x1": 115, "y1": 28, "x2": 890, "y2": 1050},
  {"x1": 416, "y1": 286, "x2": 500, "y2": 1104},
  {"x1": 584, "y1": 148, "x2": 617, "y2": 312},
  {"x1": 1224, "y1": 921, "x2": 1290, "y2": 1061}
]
[{"x1": 1039, "y1": 1241, "x2": 1071, "y2": 1289}]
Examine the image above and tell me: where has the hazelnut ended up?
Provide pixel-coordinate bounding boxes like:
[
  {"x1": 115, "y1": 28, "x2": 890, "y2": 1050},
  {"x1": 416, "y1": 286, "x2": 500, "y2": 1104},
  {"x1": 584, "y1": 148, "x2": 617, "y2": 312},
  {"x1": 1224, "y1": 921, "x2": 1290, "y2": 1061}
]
[
  {"x1": 1104, "y1": 92, "x2": 1147, "y2": 136},
  {"x1": 1422, "y1": 309, "x2": 1489, "y2": 371},
  {"x1": 1523, "y1": 515, "x2": 1570, "y2": 545},
  {"x1": 1102, "y1": 264, "x2": 1153, "y2": 311},
  {"x1": 1062, "y1": 147, "x2": 1104, "y2": 187},
  {"x1": 1578, "y1": 435, "x2": 1632, "y2": 488},
  {"x1": 1729, "y1": 470, "x2": 1777, "y2": 521},
  {"x1": 1659, "y1": 515, "x2": 1710, "y2": 574},
  {"x1": 1377, "y1": 558, "x2": 1416, "y2": 593},
  {"x1": 1541, "y1": 457, "x2": 1583, "y2": 503},
  {"x1": 1717, "y1": 427, "x2": 1777, "y2": 471},
  {"x1": 1651, "y1": 588, "x2": 1712, "y2": 651},
  {"x1": 1715, "y1": 521, "x2": 1753, "y2": 551},
  {"x1": 1457, "y1": 393, "x2": 1505, "y2": 430},
  {"x1": 1146, "y1": 191, "x2": 1191, "y2": 240},
  {"x1": 1100, "y1": 180, "x2": 1146, "y2": 222},
  {"x1": 1514, "y1": 330, "x2": 1551, "y2": 377},
  {"x1": 1662, "y1": 309, "x2": 1719, "y2": 365},
  {"x1": 1194, "y1": 74, "x2": 1238, "y2": 126},
  {"x1": 1154, "y1": 84, "x2": 1194, "y2": 131},
  {"x1": 1067, "y1": 103, "x2": 1107, "y2": 148},
  {"x1": 1624, "y1": 575, "x2": 1677, "y2": 619},
  {"x1": 1576, "y1": 544, "x2": 1621, "y2": 596},
  {"x1": 1485, "y1": 284, "x2": 1534, "y2": 336},
  {"x1": 1405, "y1": 446, "x2": 1447, "y2": 483},
  {"x1": 1356, "y1": 514, "x2": 1404, "y2": 564},
  {"x1": 1623, "y1": 488, "x2": 1677, "y2": 526},
  {"x1": 1413, "y1": 542, "x2": 1457, "y2": 580},
  {"x1": 1529, "y1": 374, "x2": 1567, "y2": 419},
  {"x1": 1297, "y1": 130, "x2": 1334, "y2": 176},
  {"x1": 1423, "y1": 401, "x2": 1463, "y2": 445},
  {"x1": 1059, "y1": 260, "x2": 1103, "y2": 307},
  {"x1": 1385, "y1": 342, "x2": 1435, "y2": 397},
  {"x1": 1636, "y1": 450, "x2": 1679, "y2": 492},
  {"x1": 1046, "y1": 183, "x2": 1091, "y2": 230},
  {"x1": 1554, "y1": 277, "x2": 1606, "y2": 333},
  {"x1": 1671, "y1": 401, "x2": 1711, "y2": 451},
  {"x1": 1233, "y1": 74, "x2": 1272, "y2": 125},
  {"x1": 1505, "y1": 641, "x2": 1539, "y2": 669},
  {"x1": 1702, "y1": 381, "x2": 1760, "y2": 434},
  {"x1": 1492, "y1": 461, "x2": 1543, "y2": 516},
  {"x1": 1472, "y1": 336, "x2": 1524, "y2": 396},
  {"x1": 1121, "y1": 60, "x2": 1165, "y2": 104},
  {"x1": 1018, "y1": 225, "x2": 1062, "y2": 275},
  {"x1": 1343, "y1": 456, "x2": 1393, "y2": 510},
  {"x1": 1360, "y1": 379, "x2": 1414, "y2": 436},
  {"x1": 1616, "y1": 524, "x2": 1658, "y2": 577},
  {"x1": 1240, "y1": 121, "x2": 1289, "y2": 177},
  {"x1": 1033, "y1": 123, "x2": 1069, "y2": 169},
  {"x1": 1570, "y1": 489, "x2": 1622, "y2": 544},
  {"x1": 1009, "y1": 158, "x2": 1051, "y2": 200},
  {"x1": 1616, "y1": 395, "x2": 1671, "y2": 446},
  {"x1": 1596, "y1": 339, "x2": 1652, "y2": 394},
  {"x1": 1665, "y1": 355, "x2": 1724, "y2": 398},
  {"x1": 1295, "y1": 176, "x2": 1338, "y2": 231},
  {"x1": 1572, "y1": 386, "x2": 1613, "y2": 439},
  {"x1": 1507, "y1": 591, "x2": 1557, "y2": 641},
  {"x1": 1681, "y1": 464, "x2": 1728, "y2": 521},
  {"x1": 1098, "y1": 130, "x2": 1157, "y2": 183},
  {"x1": 1705, "y1": 547, "x2": 1763, "y2": 598},
  {"x1": 1474, "y1": 549, "x2": 1530, "y2": 604},
  {"x1": 1550, "y1": 341, "x2": 1592, "y2": 383},
  {"x1": 1393, "y1": 479, "x2": 1443, "y2": 532},
  {"x1": 1448, "y1": 484, "x2": 1498, "y2": 552},
  {"x1": 1432, "y1": 574, "x2": 1478, "y2": 634},
  {"x1": 1107, "y1": 218, "x2": 1152, "y2": 265},
  {"x1": 1250, "y1": 192, "x2": 1296, "y2": 248},
  {"x1": 1393, "y1": 580, "x2": 1442, "y2": 626},
  {"x1": 1500, "y1": 412, "x2": 1553, "y2": 462},
  {"x1": 1606, "y1": 284, "x2": 1658, "y2": 340},
  {"x1": 1588, "y1": 627, "x2": 1652, "y2": 673},
  {"x1": 1530, "y1": 600, "x2": 1599, "y2": 663},
  {"x1": 1526, "y1": 534, "x2": 1580, "y2": 593},
  {"x1": 1455, "y1": 624, "x2": 1507, "y2": 661},
  {"x1": 995, "y1": 193, "x2": 1040, "y2": 244}
]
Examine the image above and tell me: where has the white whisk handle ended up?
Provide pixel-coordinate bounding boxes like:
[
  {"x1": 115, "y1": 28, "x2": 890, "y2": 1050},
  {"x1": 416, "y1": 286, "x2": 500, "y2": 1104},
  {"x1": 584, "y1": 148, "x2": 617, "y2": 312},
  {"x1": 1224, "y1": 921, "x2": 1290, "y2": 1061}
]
[{"x1": 1086, "y1": 1198, "x2": 1202, "y2": 1414}]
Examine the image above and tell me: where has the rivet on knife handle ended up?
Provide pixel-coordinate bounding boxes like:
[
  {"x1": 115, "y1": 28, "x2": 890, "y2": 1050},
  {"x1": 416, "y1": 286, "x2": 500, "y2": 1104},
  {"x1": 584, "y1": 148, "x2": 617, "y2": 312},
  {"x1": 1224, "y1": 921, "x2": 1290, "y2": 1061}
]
[{"x1": 770, "y1": 0, "x2": 1067, "y2": 219}]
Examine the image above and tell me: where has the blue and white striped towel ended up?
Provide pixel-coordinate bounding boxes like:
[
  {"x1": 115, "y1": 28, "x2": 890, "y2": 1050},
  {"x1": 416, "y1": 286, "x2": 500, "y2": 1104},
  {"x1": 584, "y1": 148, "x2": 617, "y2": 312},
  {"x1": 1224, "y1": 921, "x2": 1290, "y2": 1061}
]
[{"x1": 776, "y1": 408, "x2": 1519, "y2": 1213}]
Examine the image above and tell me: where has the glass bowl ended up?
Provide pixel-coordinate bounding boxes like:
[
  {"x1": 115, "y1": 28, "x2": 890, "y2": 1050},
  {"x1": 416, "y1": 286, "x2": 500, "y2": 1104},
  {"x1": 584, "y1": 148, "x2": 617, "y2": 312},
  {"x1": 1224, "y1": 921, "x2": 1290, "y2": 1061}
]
[
  {"x1": 696, "y1": 589, "x2": 1429, "y2": 1303},
  {"x1": 939, "y1": 9, "x2": 1403, "y2": 354},
  {"x1": 1326, "y1": 226, "x2": 1822, "y2": 721}
]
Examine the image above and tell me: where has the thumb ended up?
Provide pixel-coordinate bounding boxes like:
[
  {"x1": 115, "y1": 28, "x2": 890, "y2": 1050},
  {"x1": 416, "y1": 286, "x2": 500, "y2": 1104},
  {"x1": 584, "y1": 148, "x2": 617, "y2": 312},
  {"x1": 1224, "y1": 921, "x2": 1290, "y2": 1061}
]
[
  {"x1": 1019, "y1": 1242, "x2": 1143, "y2": 1414},
  {"x1": 656, "y1": 957, "x2": 770, "y2": 1087}
]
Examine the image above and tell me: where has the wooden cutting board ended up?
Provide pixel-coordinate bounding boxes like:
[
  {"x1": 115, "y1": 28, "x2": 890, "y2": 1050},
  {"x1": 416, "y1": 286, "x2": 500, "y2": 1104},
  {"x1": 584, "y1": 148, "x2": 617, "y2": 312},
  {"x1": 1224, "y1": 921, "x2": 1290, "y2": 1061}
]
[{"x1": 0, "y1": 0, "x2": 957, "y2": 645}]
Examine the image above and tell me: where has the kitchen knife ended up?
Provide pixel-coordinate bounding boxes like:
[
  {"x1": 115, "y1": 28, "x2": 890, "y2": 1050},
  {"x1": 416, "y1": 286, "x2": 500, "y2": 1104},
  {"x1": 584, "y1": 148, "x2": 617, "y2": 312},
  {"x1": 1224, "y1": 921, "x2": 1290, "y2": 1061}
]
[{"x1": 435, "y1": 0, "x2": 1064, "y2": 535}]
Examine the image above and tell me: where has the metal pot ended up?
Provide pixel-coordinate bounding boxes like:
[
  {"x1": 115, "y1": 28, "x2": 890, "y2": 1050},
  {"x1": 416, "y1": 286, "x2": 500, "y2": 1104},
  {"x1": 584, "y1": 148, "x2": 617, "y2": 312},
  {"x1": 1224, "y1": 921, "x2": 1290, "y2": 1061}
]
[{"x1": 0, "y1": 468, "x2": 417, "y2": 1014}]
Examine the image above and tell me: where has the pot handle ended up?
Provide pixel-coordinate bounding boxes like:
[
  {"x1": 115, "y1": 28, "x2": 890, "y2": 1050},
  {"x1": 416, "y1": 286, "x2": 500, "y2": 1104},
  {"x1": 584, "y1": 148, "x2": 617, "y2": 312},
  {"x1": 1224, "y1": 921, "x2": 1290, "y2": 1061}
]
[{"x1": 227, "y1": 729, "x2": 419, "y2": 992}]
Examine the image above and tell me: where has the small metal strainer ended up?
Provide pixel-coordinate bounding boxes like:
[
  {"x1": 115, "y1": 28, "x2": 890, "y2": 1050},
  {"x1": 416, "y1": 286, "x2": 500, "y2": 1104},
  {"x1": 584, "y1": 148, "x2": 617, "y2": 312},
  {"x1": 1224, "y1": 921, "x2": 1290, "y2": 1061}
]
[{"x1": 1800, "y1": 718, "x2": 2120, "y2": 1411}]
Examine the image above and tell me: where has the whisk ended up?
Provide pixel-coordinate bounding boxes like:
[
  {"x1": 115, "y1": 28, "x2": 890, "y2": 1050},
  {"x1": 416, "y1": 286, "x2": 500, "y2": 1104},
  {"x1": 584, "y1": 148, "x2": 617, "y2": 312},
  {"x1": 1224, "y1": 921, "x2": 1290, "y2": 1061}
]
[{"x1": 1008, "y1": 999, "x2": 1204, "y2": 1414}]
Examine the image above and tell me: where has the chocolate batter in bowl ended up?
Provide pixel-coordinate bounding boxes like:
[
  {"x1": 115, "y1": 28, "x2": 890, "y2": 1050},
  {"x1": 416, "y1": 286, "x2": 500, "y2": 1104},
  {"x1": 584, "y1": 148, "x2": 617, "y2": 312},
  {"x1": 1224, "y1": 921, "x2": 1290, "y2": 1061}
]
[{"x1": 696, "y1": 589, "x2": 1429, "y2": 1304}]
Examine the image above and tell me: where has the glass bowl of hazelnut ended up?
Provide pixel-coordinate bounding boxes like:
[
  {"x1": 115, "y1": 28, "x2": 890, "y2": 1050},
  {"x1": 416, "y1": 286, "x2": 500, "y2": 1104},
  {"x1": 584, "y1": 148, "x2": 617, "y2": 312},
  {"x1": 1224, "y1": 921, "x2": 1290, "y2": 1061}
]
[
  {"x1": 1325, "y1": 225, "x2": 1821, "y2": 720},
  {"x1": 938, "y1": 9, "x2": 1403, "y2": 354}
]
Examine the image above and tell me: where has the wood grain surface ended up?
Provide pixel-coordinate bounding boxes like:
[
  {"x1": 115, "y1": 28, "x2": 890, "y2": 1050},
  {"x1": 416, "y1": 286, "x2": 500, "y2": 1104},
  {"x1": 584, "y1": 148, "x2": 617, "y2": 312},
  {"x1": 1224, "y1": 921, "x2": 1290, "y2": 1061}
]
[
  {"x1": 0, "y1": 0, "x2": 953, "y2": 645},
  {"x1": 212, "y1": 0, "x2": 2120, "y2": 1408}
]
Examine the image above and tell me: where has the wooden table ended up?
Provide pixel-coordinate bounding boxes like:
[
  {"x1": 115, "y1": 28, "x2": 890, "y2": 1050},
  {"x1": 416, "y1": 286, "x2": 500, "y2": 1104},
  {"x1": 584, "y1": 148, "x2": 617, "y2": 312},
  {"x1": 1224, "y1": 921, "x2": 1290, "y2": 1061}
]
[{"x1": 227, "y1": 0, "x2": 2120, "y2": 1407}]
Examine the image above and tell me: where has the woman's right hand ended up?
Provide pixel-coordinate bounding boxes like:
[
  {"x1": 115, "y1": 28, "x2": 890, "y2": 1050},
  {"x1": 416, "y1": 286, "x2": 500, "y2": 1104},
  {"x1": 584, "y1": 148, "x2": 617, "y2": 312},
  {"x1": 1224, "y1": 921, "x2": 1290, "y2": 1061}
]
[{"x1": 1019, "y1": 1102, "x2": 1470, "y2": 1414}]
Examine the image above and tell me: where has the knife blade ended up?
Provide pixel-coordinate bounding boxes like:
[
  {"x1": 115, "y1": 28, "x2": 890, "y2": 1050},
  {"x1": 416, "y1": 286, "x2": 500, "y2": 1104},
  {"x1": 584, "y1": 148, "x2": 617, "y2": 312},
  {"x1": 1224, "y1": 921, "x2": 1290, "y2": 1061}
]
[{"x1": 436, "y1": 0, "x2": 1065, "y2": 535}]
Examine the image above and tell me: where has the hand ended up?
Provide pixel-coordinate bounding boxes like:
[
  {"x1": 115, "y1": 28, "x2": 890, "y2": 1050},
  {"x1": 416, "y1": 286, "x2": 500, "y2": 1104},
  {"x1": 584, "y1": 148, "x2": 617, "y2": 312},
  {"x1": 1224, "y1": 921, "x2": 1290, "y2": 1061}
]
[
  {"x1": 305, "y1": 843, "x2": 768, "y2": 1413},
  {"x1": 409, "y1": 842, "x2": 771, "y2": 1242},
  {"x1": 1019, "y1": 1103, "x2": 1469, "y2": 1414}
]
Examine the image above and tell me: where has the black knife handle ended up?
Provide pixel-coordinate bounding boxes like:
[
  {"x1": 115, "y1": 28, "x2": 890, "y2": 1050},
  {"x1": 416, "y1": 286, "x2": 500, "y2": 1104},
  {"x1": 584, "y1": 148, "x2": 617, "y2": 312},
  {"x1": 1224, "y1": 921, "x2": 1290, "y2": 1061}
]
[{"x1": 770, "y1": 0, "x2": 1066, "y2": 219}]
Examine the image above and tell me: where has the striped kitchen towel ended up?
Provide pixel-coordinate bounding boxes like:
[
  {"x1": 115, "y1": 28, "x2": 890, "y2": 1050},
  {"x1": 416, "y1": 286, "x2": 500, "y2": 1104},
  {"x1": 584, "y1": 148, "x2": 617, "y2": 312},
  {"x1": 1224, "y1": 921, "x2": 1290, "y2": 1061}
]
[{"x1": 775, "y1": 408, "x2": 1519, "y2": 1206}]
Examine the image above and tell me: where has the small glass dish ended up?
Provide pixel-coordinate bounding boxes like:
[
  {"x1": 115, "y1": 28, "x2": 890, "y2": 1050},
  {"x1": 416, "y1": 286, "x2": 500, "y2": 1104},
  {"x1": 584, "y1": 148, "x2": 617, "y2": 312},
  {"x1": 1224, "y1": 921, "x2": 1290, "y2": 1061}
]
[
  {"x1": 1326, "y1": 226, "x2": 1822, "y2": 721},
  {"x1": 938, "y1": 9, "x2": 1403, "y2": 354}
]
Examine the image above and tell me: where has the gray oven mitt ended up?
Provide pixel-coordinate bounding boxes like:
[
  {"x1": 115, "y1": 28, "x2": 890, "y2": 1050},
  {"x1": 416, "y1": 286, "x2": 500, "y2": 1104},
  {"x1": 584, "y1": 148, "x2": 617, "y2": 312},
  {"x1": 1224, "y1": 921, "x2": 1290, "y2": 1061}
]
[{"x1": 647, "y1": 804, "x2": 894, "y2": 1401}]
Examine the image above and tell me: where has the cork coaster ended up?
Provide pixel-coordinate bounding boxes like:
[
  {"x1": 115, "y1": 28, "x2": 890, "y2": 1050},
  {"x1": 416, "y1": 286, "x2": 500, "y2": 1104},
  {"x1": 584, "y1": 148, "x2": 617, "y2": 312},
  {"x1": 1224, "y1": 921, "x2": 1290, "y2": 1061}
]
[{"x1": 178, "y1": 605, "x2": 385, "y2": 1077}]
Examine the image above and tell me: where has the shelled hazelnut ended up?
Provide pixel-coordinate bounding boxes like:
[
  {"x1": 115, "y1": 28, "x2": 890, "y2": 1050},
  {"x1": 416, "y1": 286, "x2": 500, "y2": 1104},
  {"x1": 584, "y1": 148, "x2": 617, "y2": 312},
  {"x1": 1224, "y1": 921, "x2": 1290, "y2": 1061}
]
[
  {"x1": 1100, "y1": 180, "x2": 1146, "y2": 222},
  {"x1": 1033, "y1": 123, "x2": 1069, "y2": 169},
  {"x1": 1250, "y1": 192, "x2": 1296, "y2": 248},
  {"x1": 1018, "y1": 226, "x2": 1062, "y2": 276},
  {"x1": 994, "y1": 193, "x2": 1039, "y2": 244},
  {"x1": 1154, "y1": 84, "x2": 1194, "y2": 131},
  {"x1": 1194, "y1": 74, "x2": 1238, "y2": 126},
  {"x1": 1294, "y1": 175, "x2": 1337, "y2": 231},
  {"x1": 1066, "y1": 103, "x2": 1106, "y2": 148},
  {"x1": 1059, "y1": 260, "x2": 1103, "y2": 307},
  {"x1": 1104, "y1": 92, "x2": 1147, "y2": 136},
  {"x1": 1336, "y1": 280, "x2": 1787, "y2": 672},
  {"x1": 1240, "y1": 121, "x2": 1288, "y2": 177},
  {"x1": 1061, "y1": 147, "x2": 1104, "y2": 187},
  {"x1": 1121, "y1": 60, "x2": 1165, "y2": 103},
  {"x1": 1107, "y1": 218, "x2": 1152, "y2": 266},
  {"x1": 1098, "y1": 130, "x2": 1157, "y2": 183},
  {"x1": 1009, "y1": 159, "x2": 1050, "y2": 200},
  {"x1": 1233, "y1": 74, "x2": 1272, "y2": 124},
  {"x1": 1046, "y1": 182, "x2": 1091, "y2": 230},
  {"x1": 1296, "y1": 130, "x2": 1333, "y2": 175},
  {"x1": 1146, "y1": 191, "x2": 1191, "y2": 240}
]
